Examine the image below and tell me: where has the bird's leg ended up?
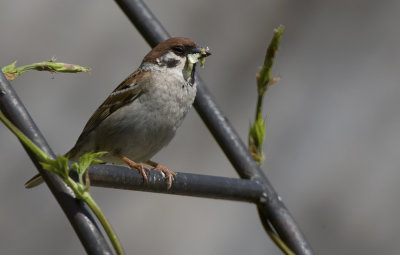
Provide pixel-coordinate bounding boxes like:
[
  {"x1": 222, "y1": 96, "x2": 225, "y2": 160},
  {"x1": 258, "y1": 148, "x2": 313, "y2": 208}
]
[
  {"x1": 118, "y1": 155, "x2": 150, "y2": 184},
  {"x1": 145, "y1": 160, "x2": 176, "y2": 189}
]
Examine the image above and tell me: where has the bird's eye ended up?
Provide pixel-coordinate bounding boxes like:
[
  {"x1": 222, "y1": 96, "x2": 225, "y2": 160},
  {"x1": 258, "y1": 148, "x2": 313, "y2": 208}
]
[{"x1": 172, "y1": 46, "x2": 184, "y2": 55}]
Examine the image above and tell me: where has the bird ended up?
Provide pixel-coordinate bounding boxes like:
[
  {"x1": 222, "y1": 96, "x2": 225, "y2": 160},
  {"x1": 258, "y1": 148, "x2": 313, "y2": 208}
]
[{"x1": 25, "y1": 37, "x2": 211, "y2": 189}]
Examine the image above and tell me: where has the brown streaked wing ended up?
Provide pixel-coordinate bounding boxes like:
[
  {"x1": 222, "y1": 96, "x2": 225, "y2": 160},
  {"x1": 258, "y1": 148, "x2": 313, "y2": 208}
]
[{"x1": 76, "y1": 69, "x2": 149, "y2": 141}]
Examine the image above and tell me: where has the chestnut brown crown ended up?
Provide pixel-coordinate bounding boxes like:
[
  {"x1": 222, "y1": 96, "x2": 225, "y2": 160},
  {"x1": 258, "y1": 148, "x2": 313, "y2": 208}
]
[{"x1": 142, "y1": 37, "x2": 208, "y2": 64}]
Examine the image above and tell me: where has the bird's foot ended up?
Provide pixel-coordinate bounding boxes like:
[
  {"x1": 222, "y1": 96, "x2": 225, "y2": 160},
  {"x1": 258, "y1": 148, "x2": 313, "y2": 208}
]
[
  {"x1": 119, "y1": 155, "x2": 150, "y2": 184},
  {"x1": 145, "y1": 160, "x2": 176, "y2": 189}
]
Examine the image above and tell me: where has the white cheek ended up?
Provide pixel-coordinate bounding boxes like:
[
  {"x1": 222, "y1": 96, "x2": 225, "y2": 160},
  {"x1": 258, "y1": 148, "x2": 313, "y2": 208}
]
[
  {"x1": 162, "y1": 51, "x2": 178, "y2": 61},
  {"x1": 161, "y1": 51, "x2": 185, "y2": 67}
]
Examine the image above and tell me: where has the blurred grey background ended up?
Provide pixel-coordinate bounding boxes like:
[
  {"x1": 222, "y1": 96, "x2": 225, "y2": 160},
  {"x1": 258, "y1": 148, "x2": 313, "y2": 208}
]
[{"x1": 1, "y1": 0, "x2": 400, "y2": 254}]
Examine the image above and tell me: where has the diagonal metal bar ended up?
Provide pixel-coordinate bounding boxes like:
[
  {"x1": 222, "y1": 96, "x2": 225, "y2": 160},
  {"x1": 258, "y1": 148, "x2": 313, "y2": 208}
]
[
  {"x1": 114, "y1": 0, "x2": 314, "y2": 254},
  {"x1": 0, "y1": 72, "x2": 113, "y2": 255}
]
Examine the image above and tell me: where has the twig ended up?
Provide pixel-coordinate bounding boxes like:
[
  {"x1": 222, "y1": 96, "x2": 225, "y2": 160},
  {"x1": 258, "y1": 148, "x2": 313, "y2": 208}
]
[
  {"x1": 2, "y1": 58, "x2": 90, "y2": 81},
  {"x1": 249, "y1": 25, "x2": 284, "y2": 165}
]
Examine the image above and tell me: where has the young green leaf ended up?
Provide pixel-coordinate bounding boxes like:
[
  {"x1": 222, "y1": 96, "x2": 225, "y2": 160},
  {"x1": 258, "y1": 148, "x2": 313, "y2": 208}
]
[
  {"x1": 40, "y1": 155, "x2": 69, "y2": 179},
  {"x1": 75, "y1": 152, "x2": 107, "y2": 175}
]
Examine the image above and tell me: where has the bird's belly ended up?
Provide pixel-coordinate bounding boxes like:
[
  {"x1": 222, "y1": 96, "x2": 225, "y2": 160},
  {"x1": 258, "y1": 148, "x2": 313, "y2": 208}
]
[{"x1": 94, "y1": 100, "x2": 183, "y2": 163}]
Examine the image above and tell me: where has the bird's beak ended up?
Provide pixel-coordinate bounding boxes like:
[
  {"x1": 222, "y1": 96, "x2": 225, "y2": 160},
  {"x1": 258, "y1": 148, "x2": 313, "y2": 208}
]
[
  {"x1": 192, "y1": 45, "x2": 211, "y2": 57},
  {"x1": 189, "y1": 45, "x2": 211, "y2": 68},
  {"x1": 185, "y1": 45, "x2": 211, "y2": 80}
]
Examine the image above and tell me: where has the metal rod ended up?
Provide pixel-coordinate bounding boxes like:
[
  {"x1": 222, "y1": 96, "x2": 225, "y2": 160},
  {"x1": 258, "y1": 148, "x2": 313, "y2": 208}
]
[
  {"x1": 114, "y1": 0, "x2": 314, "y2": 254},
  {"x1": 0, "y1": 72, "x2": 113, "y2": 255},
  {"x1": 115, "y1": 0, "x2": 169, "y2": 46},
  {"x1": 80, "y1": 165, "x2": 265, "y2": 203}
]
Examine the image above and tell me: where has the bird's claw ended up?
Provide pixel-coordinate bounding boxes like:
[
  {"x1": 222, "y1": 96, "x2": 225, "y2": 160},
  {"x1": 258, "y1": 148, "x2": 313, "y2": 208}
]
[
  {"x1": 120, "y1": 156, "x2": 150, "y2": 184},
  {"x1": 153, "y1": 164, "x2": 176, "y2": 189}
]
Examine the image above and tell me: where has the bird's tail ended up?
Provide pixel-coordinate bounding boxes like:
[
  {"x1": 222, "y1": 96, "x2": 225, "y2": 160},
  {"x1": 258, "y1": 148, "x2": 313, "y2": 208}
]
[{"x1": 24, "y1": 174, "x2": 44, "y2": 188}]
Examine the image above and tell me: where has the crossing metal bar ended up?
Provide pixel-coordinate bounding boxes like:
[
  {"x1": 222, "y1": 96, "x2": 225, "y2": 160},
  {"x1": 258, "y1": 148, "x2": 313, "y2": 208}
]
[
  {"x1": 0, "y1": 72, "x2": 113, "y2": 255},
  {"x1": 114, "y1": 0, "x2": 314, "y2": 254}
]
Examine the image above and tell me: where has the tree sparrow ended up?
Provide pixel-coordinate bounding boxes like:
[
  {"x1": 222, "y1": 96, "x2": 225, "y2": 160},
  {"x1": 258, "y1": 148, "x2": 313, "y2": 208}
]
[{"x1": 25, "y1": 37, "x2": 211, "y2": 189}]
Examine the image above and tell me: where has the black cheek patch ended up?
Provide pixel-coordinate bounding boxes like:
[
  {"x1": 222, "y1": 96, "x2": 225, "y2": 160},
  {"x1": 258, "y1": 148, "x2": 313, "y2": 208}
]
[{"x1": 165, "y1": 58, "x2": 180, "y2": 68}]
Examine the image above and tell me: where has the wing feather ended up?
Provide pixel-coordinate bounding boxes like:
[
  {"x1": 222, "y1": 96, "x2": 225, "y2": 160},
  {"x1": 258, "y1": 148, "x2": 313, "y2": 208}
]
[{"x1": 76, "y1": 69, "x2": 149, "y2": 141}]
